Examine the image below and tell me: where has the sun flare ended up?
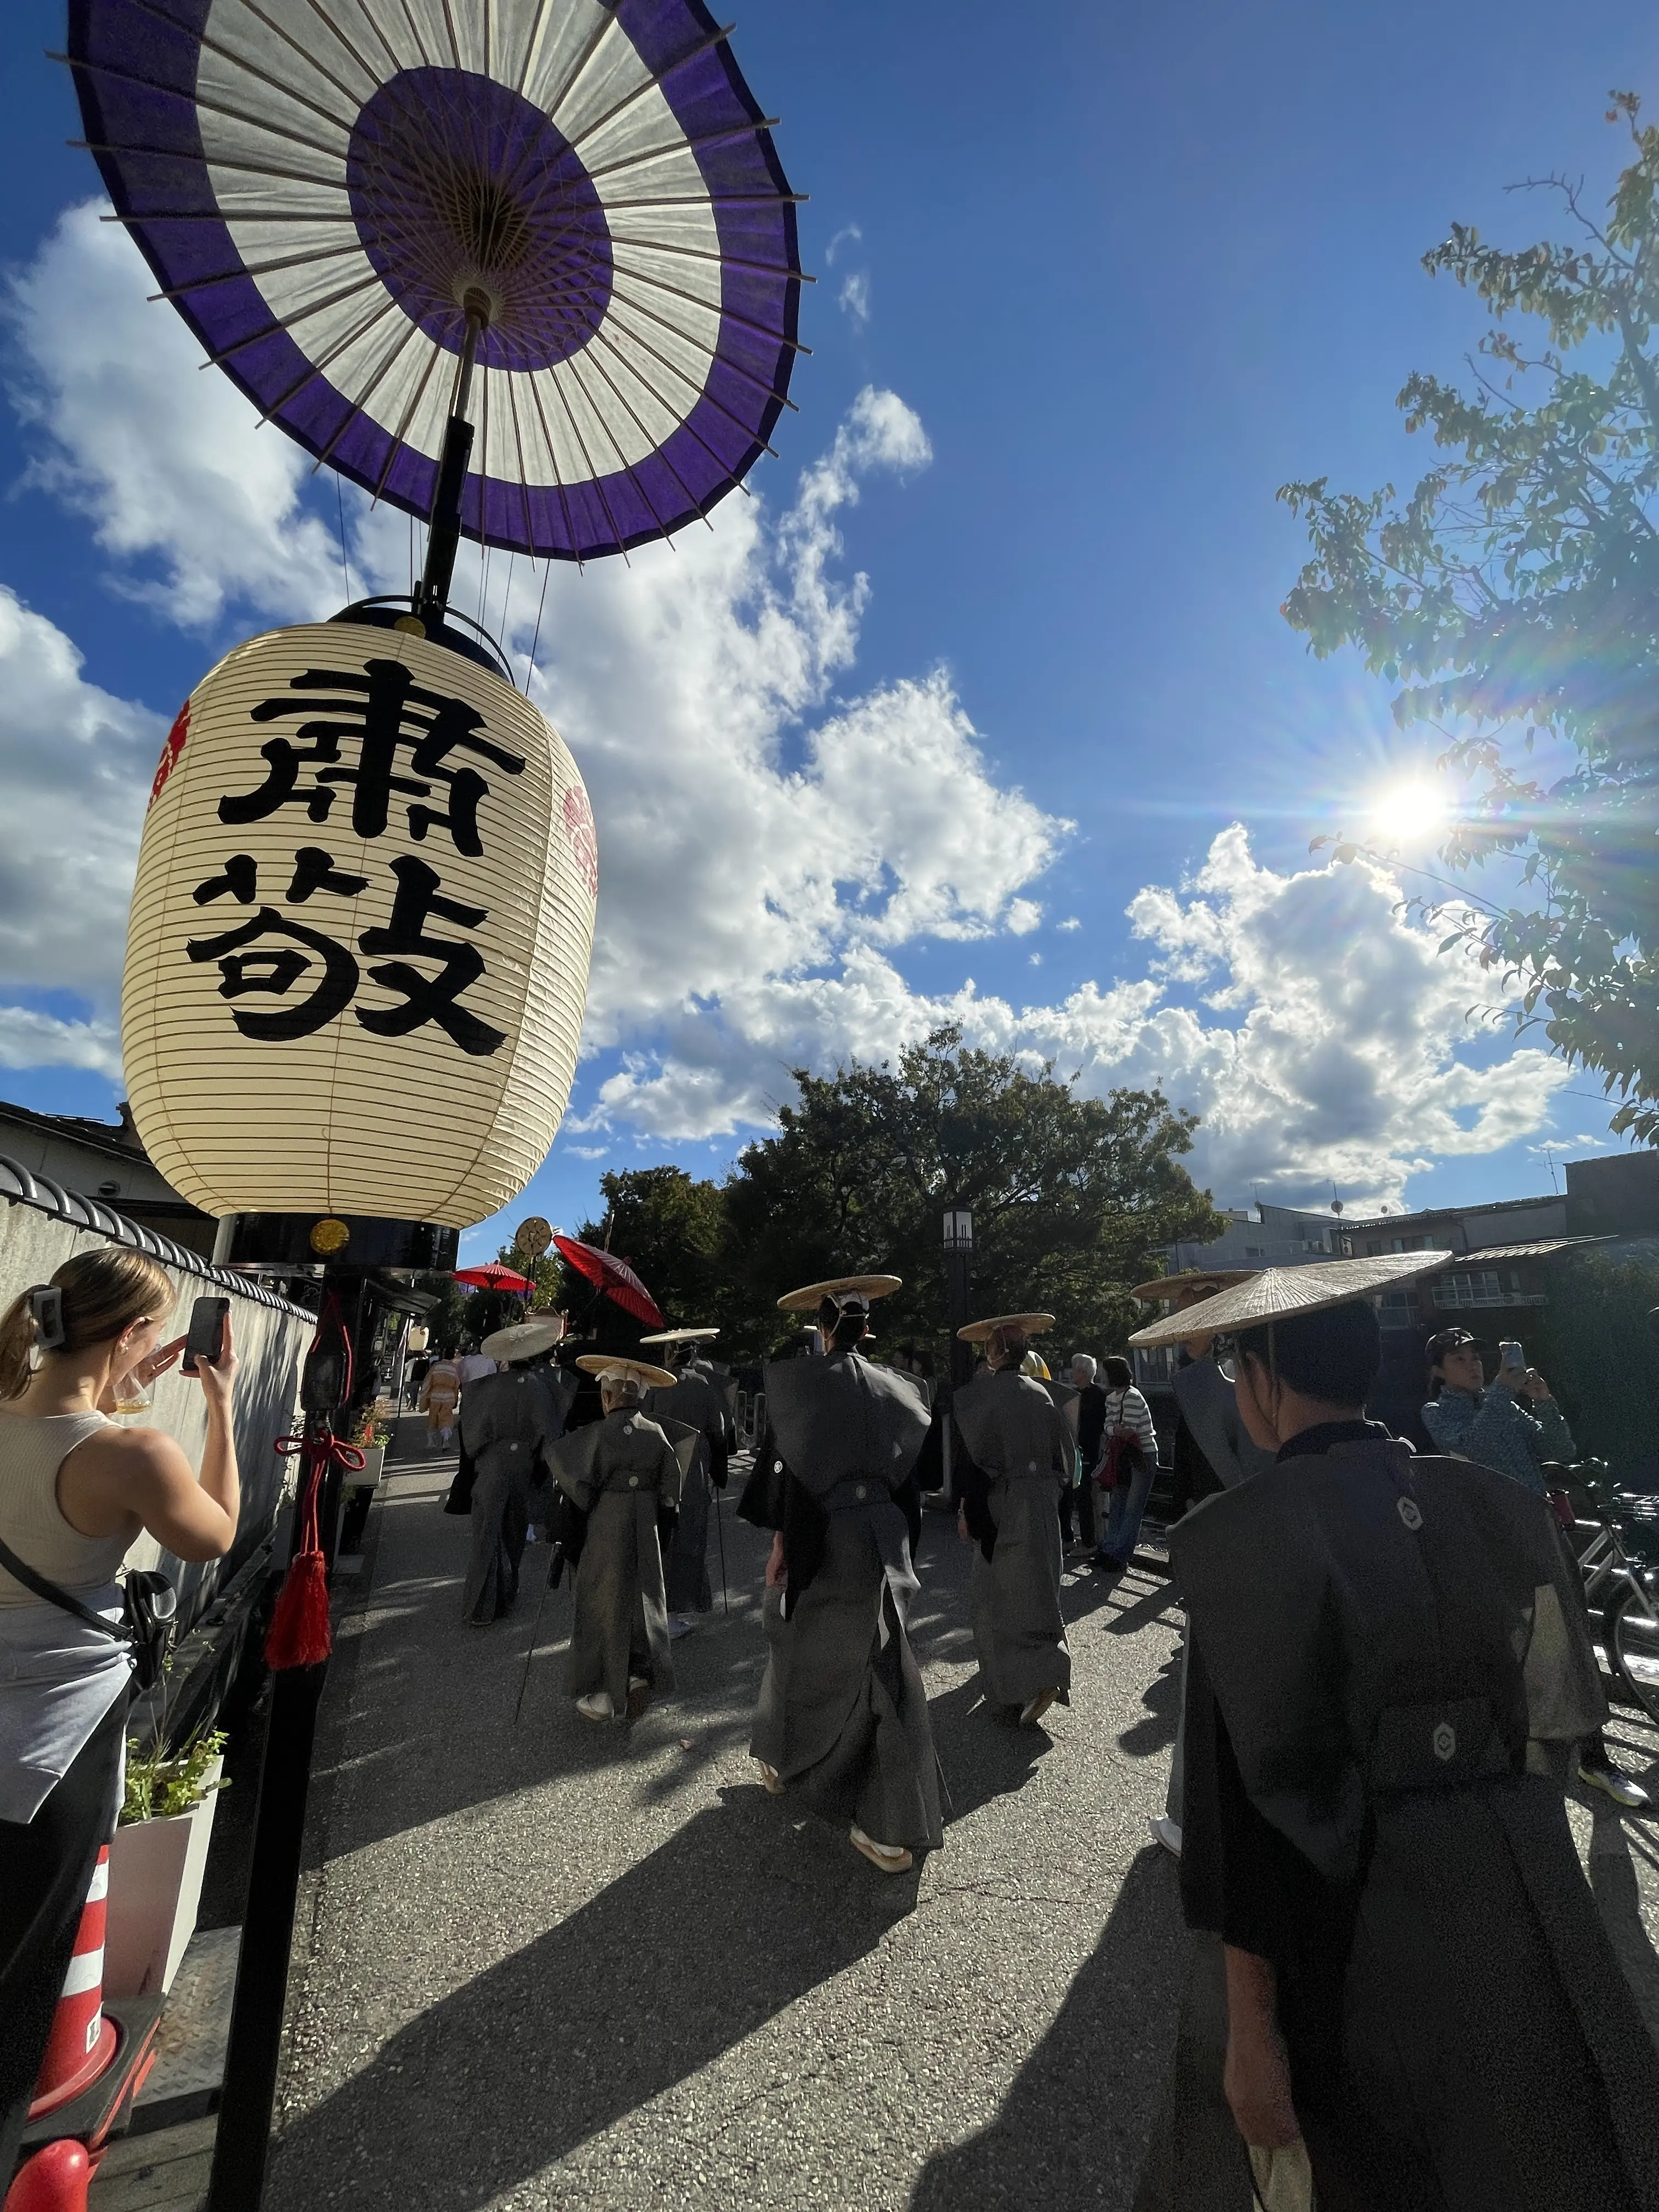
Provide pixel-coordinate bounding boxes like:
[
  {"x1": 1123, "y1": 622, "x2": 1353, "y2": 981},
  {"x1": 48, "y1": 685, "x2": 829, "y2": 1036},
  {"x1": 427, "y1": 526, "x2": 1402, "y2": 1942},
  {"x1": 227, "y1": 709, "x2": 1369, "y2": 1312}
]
[{"x1": 1367, "y1": 778, "x2": 1450, "y2": 844}]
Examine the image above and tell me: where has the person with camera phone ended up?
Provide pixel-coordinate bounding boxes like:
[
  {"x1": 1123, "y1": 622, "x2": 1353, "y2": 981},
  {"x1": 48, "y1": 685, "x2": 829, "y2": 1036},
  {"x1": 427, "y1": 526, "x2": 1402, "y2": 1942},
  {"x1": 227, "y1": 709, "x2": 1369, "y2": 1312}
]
[{"x1": 0, "y1": 1249, "x2": 239, "y2": 2173}]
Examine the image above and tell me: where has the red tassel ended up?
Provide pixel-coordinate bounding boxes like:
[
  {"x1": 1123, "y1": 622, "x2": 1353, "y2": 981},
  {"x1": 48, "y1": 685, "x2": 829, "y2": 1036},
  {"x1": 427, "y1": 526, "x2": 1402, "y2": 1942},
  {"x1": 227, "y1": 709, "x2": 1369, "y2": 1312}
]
[{"x1": 265, "y1": 1549, "x2": 332, "y2": 1669}]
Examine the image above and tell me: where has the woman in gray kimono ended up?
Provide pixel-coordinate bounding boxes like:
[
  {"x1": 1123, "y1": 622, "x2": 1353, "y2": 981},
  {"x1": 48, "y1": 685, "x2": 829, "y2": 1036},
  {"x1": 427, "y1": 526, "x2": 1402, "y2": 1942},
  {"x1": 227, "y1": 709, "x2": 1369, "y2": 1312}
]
[
  {"x1": 738, "y1": 1276, "x2": 944, "y2": 1875},
  {"x1": 548, "y1": 1355, "x2": 684, "y2": 1724},
  {"x1": 1129, "y1": 1255, "x2": 1659, "y2": 2212},
  {"x1": 950, "y1": 1314, "x2": 1074, "y2": 1728},
  {"x1": 639, "y1": 1328, "x2": 735, "y2": 1634}
]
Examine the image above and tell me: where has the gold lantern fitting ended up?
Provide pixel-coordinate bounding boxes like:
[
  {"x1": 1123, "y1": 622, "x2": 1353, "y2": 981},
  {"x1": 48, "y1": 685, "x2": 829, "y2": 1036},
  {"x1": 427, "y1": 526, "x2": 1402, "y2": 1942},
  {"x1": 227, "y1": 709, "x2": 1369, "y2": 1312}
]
[{"x1": 127, "y1": 606, "x2": 599, "y2": 1271}]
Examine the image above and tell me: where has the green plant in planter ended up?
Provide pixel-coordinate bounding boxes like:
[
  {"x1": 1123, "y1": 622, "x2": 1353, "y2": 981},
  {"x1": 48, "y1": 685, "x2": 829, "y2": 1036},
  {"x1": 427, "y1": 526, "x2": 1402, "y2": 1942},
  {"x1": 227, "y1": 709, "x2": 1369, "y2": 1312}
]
[
  {"x1": 121, "y1": 1729, "x2": 228, "y2": 1826},
  {"x1": 349, "y1": 1401, "x2": 392, "y2": 1451}
]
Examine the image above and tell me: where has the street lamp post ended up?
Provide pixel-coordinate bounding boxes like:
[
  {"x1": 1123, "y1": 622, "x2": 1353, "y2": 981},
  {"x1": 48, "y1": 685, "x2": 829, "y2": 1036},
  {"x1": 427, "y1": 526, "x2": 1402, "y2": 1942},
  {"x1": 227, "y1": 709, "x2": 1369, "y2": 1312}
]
[{"x1": 942, "y1": 1208, "x2": 974, "y2": 1388}]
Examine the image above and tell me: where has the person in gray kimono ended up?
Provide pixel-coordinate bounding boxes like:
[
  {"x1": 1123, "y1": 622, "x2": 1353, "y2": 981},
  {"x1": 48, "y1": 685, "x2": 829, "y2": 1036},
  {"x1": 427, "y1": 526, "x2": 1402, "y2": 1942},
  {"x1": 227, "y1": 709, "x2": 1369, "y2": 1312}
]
[
  {"x1": 547, "y1": 1355, "x2": 686, "y2": 1724},
  {"x1": 457, "y1": 1316, "x2": 572, "y2": 1624},
  {"x1": 738, "y1": 1275, "x2": 944, "y2": 1875},
  {"x1": 951, "y1": 1313, "x2": 1074, "y2": 1728},
  {"x1": 639, "y1": 1327, "x2": 736, "y2": 1635}
]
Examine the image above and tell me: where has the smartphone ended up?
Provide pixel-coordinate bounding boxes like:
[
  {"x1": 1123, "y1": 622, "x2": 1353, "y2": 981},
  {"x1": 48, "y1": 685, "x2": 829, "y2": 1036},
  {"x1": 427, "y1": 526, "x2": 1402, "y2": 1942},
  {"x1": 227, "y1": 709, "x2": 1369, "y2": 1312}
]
[
  {"x1": 181, "y1": 1296, "x2": 230, "y2": 1374},
  {"x1": 1499, "y1": 1339, "x2": 1526, "y2": 1372}
]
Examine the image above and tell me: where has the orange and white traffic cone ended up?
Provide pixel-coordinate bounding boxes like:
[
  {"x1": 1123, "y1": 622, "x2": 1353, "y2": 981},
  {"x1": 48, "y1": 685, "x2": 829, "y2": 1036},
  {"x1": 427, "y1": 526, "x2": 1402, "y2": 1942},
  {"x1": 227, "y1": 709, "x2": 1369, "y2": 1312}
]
[{"x1": 27, "y1": 1847, "x2": 117, "y2": 2119}]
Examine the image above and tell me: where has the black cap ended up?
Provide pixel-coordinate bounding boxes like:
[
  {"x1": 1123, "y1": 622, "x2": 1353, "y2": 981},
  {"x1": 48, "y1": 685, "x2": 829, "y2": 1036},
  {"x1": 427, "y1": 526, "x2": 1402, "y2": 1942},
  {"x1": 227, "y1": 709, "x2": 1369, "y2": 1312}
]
[{"x1": 1425, "y1": 1327, "x2": 1483, "y2": 1365}]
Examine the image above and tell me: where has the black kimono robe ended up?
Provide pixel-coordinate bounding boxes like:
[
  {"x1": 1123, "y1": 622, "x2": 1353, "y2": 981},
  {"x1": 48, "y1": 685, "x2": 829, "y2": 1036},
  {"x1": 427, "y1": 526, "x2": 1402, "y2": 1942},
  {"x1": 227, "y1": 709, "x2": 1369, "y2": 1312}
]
[
  {"x1": 1144, "y1": 1423, "x2": 1659, "y2": 2212},
  {"x1": 548, "y1": 1408, "x2": 690, "y2": 1718},
  {"x1": 950, "y1": 1368, "x2": 1074, "y2": 1709},
  {"x1": 455, "y1": 1366, "x2": 567, "y2": 1622},
  {"x1": 737, "y1": 1348, "x2": 944, "y2": 1853},
  {"x1": 645, "y1": 1366, "x2": 734, "y2": 1614}
]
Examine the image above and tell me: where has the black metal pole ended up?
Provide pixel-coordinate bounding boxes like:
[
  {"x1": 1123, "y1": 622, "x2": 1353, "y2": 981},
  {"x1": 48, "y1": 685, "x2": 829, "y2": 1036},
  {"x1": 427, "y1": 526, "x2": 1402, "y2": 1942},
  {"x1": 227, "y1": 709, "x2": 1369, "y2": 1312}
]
[
  {"x1": 204, "y1": 1647, "x2": 325, "y2": 2212},
  {"x1": 415, "y1": 299, "x2": 487, "y2": 630},
  {"x1": 205, "y1": 1279, "x2": 373, "y2": 2212},
  {"x1": 946, "y1": 1245, "x2": 973, "y2": 1388}
]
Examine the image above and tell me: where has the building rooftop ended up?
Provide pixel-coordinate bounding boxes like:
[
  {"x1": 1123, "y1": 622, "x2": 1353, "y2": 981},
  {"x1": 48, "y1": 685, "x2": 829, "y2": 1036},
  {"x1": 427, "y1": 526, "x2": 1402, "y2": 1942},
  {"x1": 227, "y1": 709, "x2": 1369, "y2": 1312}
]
[
  {"x1": 0, "y1": 1096, "x2": 147, "y2": 1164},
  {"x1": 1440, "y1": 1237, "x2": 1608, "y2": 1263}
]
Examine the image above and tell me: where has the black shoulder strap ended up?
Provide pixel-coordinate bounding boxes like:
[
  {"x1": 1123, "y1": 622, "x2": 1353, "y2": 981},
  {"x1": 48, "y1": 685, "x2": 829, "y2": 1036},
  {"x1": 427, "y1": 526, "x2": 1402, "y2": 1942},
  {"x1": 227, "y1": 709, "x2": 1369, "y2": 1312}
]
[{"x1": 0, "y1": 1531, "x2": 128, "y2": 1642}]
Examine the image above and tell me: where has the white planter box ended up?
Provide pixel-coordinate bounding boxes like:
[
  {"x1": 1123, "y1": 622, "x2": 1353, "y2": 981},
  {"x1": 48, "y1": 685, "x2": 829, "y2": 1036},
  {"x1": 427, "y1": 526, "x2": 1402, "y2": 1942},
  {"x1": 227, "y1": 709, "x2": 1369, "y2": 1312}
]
[
  {"x1": 104, "y1": 1757, "x2": 224, "y2": 1999},
  {"x1": 357, "y1": 1443, "x2": 386, "y2": 1485}
]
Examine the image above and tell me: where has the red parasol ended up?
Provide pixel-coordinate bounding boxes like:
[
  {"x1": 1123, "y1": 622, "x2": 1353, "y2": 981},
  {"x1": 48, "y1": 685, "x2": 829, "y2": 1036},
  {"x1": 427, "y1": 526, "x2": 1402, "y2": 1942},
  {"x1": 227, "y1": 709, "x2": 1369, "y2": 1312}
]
[
  {"x1": 454, "y1": 1262, "x2": 533, "y2": 1294},
  {"x1": 552, "y1": 1237, "x2": 665, "y2": 1329}
]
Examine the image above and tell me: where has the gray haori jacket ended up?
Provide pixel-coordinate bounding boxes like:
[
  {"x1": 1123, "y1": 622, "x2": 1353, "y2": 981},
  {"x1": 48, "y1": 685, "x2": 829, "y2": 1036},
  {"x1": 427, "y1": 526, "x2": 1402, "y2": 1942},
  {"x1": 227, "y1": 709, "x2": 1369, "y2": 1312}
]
[
  {"x1": 550, "y1": 1407, "x2": 688, "y2": 1523},
  {"x1": 950, "y1": 1367, "x2": 1076, "y2": 1559}
]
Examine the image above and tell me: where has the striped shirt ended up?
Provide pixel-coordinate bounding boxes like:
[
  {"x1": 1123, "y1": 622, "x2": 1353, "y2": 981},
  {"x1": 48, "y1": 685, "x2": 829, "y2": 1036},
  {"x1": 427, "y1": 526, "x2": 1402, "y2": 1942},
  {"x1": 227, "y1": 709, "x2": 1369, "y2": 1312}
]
[{"x1": 1101, "y1": 1386, "x2": 1158, "y2": 1465}]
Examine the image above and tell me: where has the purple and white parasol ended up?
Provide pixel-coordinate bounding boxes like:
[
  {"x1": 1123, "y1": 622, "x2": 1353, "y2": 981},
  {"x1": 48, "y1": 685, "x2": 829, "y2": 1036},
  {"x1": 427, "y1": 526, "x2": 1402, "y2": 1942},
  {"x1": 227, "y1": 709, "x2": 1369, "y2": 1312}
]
[{"x1": 64, "y1": 1, "x2": 805, "y2": 571}]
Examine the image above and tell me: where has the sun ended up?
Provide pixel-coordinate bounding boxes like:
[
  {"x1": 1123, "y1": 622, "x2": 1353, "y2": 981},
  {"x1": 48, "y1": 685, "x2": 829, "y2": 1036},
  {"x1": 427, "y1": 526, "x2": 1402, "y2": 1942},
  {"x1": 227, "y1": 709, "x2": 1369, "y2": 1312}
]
[{"x1": 1367, "y1": 778, "x2": 1450, "y2": 844}]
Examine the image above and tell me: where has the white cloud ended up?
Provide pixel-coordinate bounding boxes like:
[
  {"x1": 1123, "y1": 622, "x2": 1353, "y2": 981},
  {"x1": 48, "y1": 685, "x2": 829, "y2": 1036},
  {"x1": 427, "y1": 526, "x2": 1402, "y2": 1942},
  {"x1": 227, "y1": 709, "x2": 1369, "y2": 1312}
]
[
  {"x1": 838, "y1": 272, "x2": 871, "y2": 329},
  {"x1": 0, "y1": 586, "x2": 160, "y2": 1046},
  {"x1": 0, "y1": 1005, "x2": 121, "y2": 1077},
  {"x1": 991, "y1": 828, "x2": 1571, "y2": 1208},
  {"x1": 509, "y1": 386, "x2": 1056, "y2": 1137},
  {"x1": 1057, "y1": 916, "x2": 1081, "y2": 932},
  {"x1": 825, "y1": 225, "x2": 864, "y2": 266},
  {"x1": 5, "y1": 202, "x2": 346, "y2": 628},
  {"x1": 0, "y1": 201, "x2": 1573, "y2": 1213}
]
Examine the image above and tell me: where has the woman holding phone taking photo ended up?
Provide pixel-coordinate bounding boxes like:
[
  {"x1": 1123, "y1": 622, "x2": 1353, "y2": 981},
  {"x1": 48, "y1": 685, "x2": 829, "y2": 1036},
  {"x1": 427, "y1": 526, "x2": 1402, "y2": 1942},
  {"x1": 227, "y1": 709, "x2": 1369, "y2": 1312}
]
[{"x1": 0, "y1": 1248, "x2": 239, "y2": 2171}]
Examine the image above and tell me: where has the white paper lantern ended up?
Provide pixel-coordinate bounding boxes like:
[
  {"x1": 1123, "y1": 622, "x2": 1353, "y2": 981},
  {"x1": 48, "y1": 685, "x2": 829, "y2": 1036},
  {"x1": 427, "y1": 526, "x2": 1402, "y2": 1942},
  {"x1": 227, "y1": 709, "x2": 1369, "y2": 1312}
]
[{"x1": 122, "y1": 623, "x2": 597, "y2": 1227}]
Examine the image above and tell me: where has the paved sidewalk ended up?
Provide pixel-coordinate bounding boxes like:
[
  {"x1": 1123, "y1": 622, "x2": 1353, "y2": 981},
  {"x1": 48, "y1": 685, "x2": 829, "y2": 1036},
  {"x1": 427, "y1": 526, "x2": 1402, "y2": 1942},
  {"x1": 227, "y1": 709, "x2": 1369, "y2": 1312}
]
[{"x1": 258, "y1": 1452, "x2": 1659, "y2": 2212}]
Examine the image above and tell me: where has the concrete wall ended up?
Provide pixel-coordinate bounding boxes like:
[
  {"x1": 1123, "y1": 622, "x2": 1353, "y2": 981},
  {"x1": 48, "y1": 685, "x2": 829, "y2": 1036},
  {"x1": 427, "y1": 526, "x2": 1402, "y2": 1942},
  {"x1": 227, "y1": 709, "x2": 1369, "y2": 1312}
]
[{"x1": 0, "y1": 1194, "x2": 312, "y2": 1631}]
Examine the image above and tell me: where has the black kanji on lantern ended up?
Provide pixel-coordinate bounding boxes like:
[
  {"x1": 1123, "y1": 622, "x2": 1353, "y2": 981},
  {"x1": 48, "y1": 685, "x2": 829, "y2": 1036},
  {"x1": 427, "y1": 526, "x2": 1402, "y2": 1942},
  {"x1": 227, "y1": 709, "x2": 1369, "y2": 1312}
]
[
  {"x1": 192, "y1": 847, "x2": 370, "y2": 909},
  {"x1": 185, "y1": 905, "x2": 360, "y2": 1043},
  {"x1": 185, "y1": 846, "x2": 505, "y2": 1055},
  {"x1": 223, "y1": 661, "x2": 526, "y2": 857},
  {"x1": 357, "y1": 856, "x2": 505, "y2": 1057}
]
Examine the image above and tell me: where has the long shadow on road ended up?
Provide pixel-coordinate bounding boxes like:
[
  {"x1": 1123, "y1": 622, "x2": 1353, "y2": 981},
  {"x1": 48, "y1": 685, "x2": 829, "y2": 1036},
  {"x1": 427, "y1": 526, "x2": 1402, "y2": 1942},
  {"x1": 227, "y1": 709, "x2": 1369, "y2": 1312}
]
[
  {"x1": 907, "y1": 1846, "x2": 1186, "y2": 2212},
  {"x1": 267, "y1": 1784, "x2": 920, "y2": 2212}
]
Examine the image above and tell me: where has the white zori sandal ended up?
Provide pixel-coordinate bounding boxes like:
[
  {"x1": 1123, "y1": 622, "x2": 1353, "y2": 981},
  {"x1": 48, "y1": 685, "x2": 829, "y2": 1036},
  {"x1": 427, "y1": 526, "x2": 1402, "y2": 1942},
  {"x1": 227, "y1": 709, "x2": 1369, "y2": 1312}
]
[
  {"x1": 754, "y1": 1759, "x2": 785, "y2": 1796},
  {"x1": 1019, "y1": 1689, "x2": 1057, "y2": 1729},
  {"x1": 577, "y1": 1691, "x2": 614, "y2": 1723},
  {"x1": 850, "y1": 1825, "x2": 913, "y2": 1875}
]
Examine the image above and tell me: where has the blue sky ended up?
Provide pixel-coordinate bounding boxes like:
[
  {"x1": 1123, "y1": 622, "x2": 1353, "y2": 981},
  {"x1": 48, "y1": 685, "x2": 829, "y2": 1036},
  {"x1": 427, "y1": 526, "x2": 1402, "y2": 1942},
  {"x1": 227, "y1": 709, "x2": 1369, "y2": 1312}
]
[{"x1": 1, "y1": 0, "x2": 1655, "y2": 1262}]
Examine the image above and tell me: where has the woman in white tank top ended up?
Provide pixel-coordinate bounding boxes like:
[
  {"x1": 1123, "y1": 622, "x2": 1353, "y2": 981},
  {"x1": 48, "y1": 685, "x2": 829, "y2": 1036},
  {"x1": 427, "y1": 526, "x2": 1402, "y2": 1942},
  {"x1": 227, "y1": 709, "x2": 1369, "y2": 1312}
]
[{"x1": 0, "y1": 1245, "x2": 240, "y2": 2172}]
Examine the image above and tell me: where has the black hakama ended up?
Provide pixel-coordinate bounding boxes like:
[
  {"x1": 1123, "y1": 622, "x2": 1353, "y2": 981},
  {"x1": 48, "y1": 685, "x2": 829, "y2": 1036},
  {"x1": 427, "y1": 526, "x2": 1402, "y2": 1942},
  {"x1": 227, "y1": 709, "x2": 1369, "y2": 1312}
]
[{"x1": 738, "y1": 1351, "x2": 945, "y2": 1854}]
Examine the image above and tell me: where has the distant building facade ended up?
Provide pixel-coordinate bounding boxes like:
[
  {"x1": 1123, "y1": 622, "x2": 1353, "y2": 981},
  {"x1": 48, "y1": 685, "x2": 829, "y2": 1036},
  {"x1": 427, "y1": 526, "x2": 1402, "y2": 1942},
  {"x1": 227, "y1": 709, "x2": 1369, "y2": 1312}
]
[{"x1": 1135, "y1": 1152, "x2": 1659, "y2": 1464}]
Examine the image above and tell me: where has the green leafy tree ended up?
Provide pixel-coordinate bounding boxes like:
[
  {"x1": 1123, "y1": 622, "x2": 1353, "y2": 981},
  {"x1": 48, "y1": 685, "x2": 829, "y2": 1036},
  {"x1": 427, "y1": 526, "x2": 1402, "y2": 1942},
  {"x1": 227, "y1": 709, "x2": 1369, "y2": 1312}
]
[
  {"x1": 1280, "y1": 92, "x2": 1659, "y2": 1141},
  {"x1": 1532, "y1": 1245, "x2": 1659, "y2": 1482},
  {"x1": 717, "y1": 1026, "x2": 1221, "y2": 1358},
  {"x1": 411, "y1": 1272, "x2": 470, "y2": 1357}
]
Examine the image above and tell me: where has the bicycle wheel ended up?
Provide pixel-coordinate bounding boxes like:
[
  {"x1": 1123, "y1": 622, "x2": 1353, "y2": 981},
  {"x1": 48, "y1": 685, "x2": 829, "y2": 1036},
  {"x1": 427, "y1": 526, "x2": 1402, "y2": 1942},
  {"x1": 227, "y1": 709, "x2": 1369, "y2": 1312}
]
[{"x1": 1609, "y1": 1583, "x2": 1659, "y2": 1727}]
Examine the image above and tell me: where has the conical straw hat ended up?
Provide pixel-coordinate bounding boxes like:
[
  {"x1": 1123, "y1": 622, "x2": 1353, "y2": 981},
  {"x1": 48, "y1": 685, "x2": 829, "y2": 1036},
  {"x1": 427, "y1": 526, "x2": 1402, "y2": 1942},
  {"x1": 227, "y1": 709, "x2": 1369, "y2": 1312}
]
[
  {"x1": 481, "y1": 1316, "x2": 565, "y2": 1362},
  {"x1": 957, "y1": 1312, "x2": 1054, "y2": 1342},
  {"x1": 1127, "y1": 1252, "x2": 1452, "y2": 1348},
  {"x1": 575, "y1": 1353, "x2": 678, "y2": 1391},
  {"x1": 777, "y1": 1274, "x2": 901, "y2": 1312}
]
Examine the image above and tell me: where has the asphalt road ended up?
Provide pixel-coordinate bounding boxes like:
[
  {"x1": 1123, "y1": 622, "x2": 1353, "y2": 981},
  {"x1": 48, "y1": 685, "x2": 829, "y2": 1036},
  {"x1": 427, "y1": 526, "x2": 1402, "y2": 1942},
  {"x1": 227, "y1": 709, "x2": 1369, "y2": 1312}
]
[{"x1": 264, "y1": 1442, "x2": 1659, "y2": 2212}]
